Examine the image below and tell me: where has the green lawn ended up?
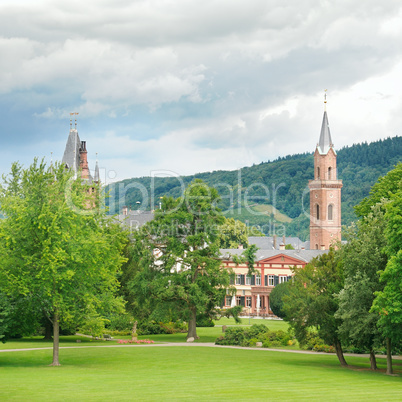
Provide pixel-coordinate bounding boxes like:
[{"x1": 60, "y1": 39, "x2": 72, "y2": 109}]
[{"x1": 0, "y1": 346, "x2": 400, "y2": 401}]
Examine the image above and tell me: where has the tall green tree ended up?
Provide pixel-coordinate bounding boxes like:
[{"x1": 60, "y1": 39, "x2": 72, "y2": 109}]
[
  {"x1": 129, "y1": 179, "x2": 231, "y2": 339},
  {"x1": 283, "y1": 249, "x2": 348, "y2": 366},
  {"x1": 0, "y1": 160, "x2": 127, "y2": 366},
  {"x1": 269, "y1": 281, "x2": 290, "y2": 319},
  {"x1": 371, "y1": 187, "x2": 402, "y2": 374},
  {"x1": 336, "y1": 206, "x2": 387, "y2": 370}
]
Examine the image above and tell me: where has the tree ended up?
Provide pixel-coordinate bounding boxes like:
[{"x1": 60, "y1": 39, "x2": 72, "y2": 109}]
[
  {"x1": 129, "y1": 179, "x2": 231, "y2": 340},
  {"x1": 269, "y1": 281, "x2": 291, "y2": 319},
  {"x1": 0, "y1": 160, "x2": 127, "y2": 366},
  {"x1": 371, "y1": 188, "x2": 402, "y2": 374},
  {"x1": 336, "y1": 206, "x2": 387, "y2": 370},
  {"x1": 218, "y1": 217, "x2": 249, "y2": 249},
  {"x1": 355, "y1": 162, "x2": 402, "y2": 217},
  {"x1": 283, "y1": 249, "x2": 348, "y2": 366}
]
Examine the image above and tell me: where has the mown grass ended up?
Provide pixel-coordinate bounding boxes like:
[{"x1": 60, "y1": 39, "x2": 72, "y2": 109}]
[{"x1": 0, "y1": 346, "x2": 400, "y2": 401}]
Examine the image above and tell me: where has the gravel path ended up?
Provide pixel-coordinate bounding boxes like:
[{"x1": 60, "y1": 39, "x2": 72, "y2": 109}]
[{"x1": 0, "y1": 342, "x2": 400, "y2": 360}]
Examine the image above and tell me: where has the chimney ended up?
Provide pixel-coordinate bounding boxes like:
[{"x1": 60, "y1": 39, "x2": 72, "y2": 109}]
[
  {"x1": 79, "y1": 141, "x2": 89, "y2": 179},
  {"x1": 238, "y1": 244, "x2": 243, "y2": 250},
  {"x1": 279, "y1": 243, "x2": 285, "y2": 250},
  {"x1": 273, "y1": 235, "x2": 277, "y2": 249},
  {"x1": 122, "y1": 206, "x2": 128, "y2": 215},
  {"x1": 321, "y1": 245, "x2": 326, "y2": 250}
]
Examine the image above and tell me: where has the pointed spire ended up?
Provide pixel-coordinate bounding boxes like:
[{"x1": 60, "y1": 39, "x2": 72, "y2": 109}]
[
  {"x1": 94, "y1": 153, "x2": 100, "y2": 183},
  {"x1": 317, "y1": 111, "x2": 333, "y2": 154}
]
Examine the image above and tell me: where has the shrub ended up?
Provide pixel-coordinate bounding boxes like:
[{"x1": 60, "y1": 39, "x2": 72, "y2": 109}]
[
  {"x1": 215, "y1": 325, "x2": 297, "y2": 349},
  {"x1": 313, "y1": 344, "x2": 335, "y2": 353},
  {"x1": 196, "y1": 314, "x2": 215, "y2": 327},
  {"x1": 137, "y1": 320, "x2": 187, "y2": 335}
]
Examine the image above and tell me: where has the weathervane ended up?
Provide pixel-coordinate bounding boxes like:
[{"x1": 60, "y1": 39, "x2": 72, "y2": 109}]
[{"x1": 324, "y1": 89, "x2": 327, "y2": 111}]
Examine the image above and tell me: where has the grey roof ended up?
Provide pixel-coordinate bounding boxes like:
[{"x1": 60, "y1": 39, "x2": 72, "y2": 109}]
[
  {"x1": 117, "y1": 211, "x2": 155, "y2": 230},
  {"x1": 62, "y1": 129, "x2": 81, "y2": 172},
  {"x1": 220, "y1": 248, "x2": 327, "y2": 263},
  {"x1": 248, "y1": 236, "x2": 309, "y2": 250},
  {"x1": 317, "y1": 111, "x2": 335, "y2": 155}
]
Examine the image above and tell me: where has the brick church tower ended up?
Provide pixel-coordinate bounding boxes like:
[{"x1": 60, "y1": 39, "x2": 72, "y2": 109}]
[{"x1": 308, "y1": 107, "x2": 342, "y2": 250}]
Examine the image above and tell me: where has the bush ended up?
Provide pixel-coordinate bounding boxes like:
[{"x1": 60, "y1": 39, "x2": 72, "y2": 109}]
[
  {"x1": 313, "y1": 344, "x2": 335, "y2": 353},
  {"x1": 137, "y1": 320, "x2": 187, "y2": 335},
  {"x1": 215, "y1": 324, "x2": 293, "y2": 348},
  {"x1": 257, "y1": 330, "x2": 291, "y2": 347},
  {"x1": 196, "y1": 314, "x2": 215, "y2": 327}
]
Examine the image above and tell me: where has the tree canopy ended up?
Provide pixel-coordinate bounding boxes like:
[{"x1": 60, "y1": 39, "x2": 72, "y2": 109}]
[
  {"x1": 128, "y1": 179, "x2": 234, "y2": 340},
  {"x1": 0, "y1": 160, "x2": 127, "y2": 365}
]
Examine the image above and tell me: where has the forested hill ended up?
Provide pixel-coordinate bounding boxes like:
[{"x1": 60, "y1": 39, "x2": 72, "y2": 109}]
[{"x1": 106, "y1": 136, "x2": 402, "y2": 240}]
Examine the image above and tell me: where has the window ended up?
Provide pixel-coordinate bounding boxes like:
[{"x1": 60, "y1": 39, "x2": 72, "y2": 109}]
[
  {"x1": 235, "y1": 274, "x2": 242, "y2": 285},
  {"x1": 225, "y1": 296, "x2": 232, "y2": 306},
  {"x1": 246, "y1": 275, "x2": 251, "y2": 285},
  {"x1": 328, "y1": 167, "x2": 332, "y2": 179},
  {"x1": 316, "y1": 204, "x2": 320, "y2": 220},
  {"x1": 255, "y1": 274, "x2": 261, "y2": 285},
  {"x1": 317, "y1": 167, "x2": 320, "y2": 179},
  {"x1": 268, "y1": 275, "x2": 275, "y2": 286},
  {"x1": 328, "y1": 204, "x2": 333, "y2": 221},
  {"x1": 236, "y1": 296, "x2": 245, "y2": 306},
  {"x1": 279, "y1": 276, "x2": 288, "y2": 284},
  {"x1": 246, "y1": 296, "x2": 252, "y2": 307}
]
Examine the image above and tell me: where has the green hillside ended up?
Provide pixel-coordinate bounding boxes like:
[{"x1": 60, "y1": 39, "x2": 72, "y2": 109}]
[{"x1": 106, "y1": 136, "x2": 402, "y2": 240}]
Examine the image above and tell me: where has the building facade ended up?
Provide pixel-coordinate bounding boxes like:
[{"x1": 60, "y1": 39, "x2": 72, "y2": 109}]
[{"x1": 221, "y1": 248, "x2": 325, "y2": 315}]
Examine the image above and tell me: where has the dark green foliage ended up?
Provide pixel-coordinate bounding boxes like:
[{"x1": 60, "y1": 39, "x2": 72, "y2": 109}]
[
  {"x1": 215, "y1": 324, "x2": 292, "y2": 348},
  {"x1": 196, "y1": 314, "x2": 215, "y2": 327},
  {"x1": 269, "y1": 281, "x2": 291, "y2": 319},
  {"x1": 283, "y1": 249, "x2": 348, "y2": 366},
  {"x1": 336, "y1": 207, "x2": 387, "y2": 361},
  {"x1": 107, "y1": 136, "x2": 402, "y2": 239},
  {"x1": 137, "y1": 320, "x2": 187, "y2": 335}
]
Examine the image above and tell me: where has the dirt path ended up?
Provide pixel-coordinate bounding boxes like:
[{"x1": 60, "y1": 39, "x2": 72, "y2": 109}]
[{"x1": 0, "y1": 342, "x2": 400, "y2": 360}]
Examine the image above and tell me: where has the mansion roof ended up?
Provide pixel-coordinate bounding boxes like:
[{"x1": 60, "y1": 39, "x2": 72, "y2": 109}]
[{"x1": 220, "y1": 248, "x2": 326, "y2": 263}]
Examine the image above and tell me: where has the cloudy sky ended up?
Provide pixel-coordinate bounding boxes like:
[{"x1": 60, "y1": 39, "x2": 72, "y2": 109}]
[{"x1": 1, "y1": 0, "x2": 402, "y2": 183}]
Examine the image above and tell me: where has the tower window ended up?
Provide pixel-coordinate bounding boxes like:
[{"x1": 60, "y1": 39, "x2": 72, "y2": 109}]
[
  {"x1": 317, "y1": 167, "x2": 320, "y2": 179},
  {"x1": 328, "y1": 204, "x2": 333, "y2": 221},
  {"x1": 328, "y1": 167, "x2": 332, "y2": 180},
  {"x1": 316, "y1": 204, "x2": 320, "y2": 220}
]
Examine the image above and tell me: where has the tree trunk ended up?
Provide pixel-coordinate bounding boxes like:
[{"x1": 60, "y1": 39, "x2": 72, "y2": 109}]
[
  {"x1": 334, "y1": 339, "x2": 348, "y2": 367},
  {"x1": 187, "y1": 307, "x2": 198, "y2": 340},
  {"x1": 50, "y1": 313, "x2": 61, "y2": 366},
  {"x1": 369, "y1": 349, "x2": 377, "y2": 370},
  {"x1": 43, "y1": 319, "x2": 53, "y2": 341},
  {"x1": 386, "y1": 337, "x2": 393, "y2": 375}
]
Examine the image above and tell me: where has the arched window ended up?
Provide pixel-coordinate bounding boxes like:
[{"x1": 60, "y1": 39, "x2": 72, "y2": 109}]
[
  {"x1": 317, "y1": 167, "x2": 320, "y2": 179},
  {"x1": 316, "y1": 204, "x2": 320, "y2": 220},
  {"x1": 328, "y1": 204, "x2": 333, "y2": 221},
  {"x1": 315, "y1": 244, "x2": 319, "y2": 250},
  {"x1": 328, "y1": 167, "x2": 332, "y2": 180}
]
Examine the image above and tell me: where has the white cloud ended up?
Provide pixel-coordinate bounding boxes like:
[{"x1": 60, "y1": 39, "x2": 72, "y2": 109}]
[{"x1": 1, "y1": 0, "x2": 402, "y2": 181}]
